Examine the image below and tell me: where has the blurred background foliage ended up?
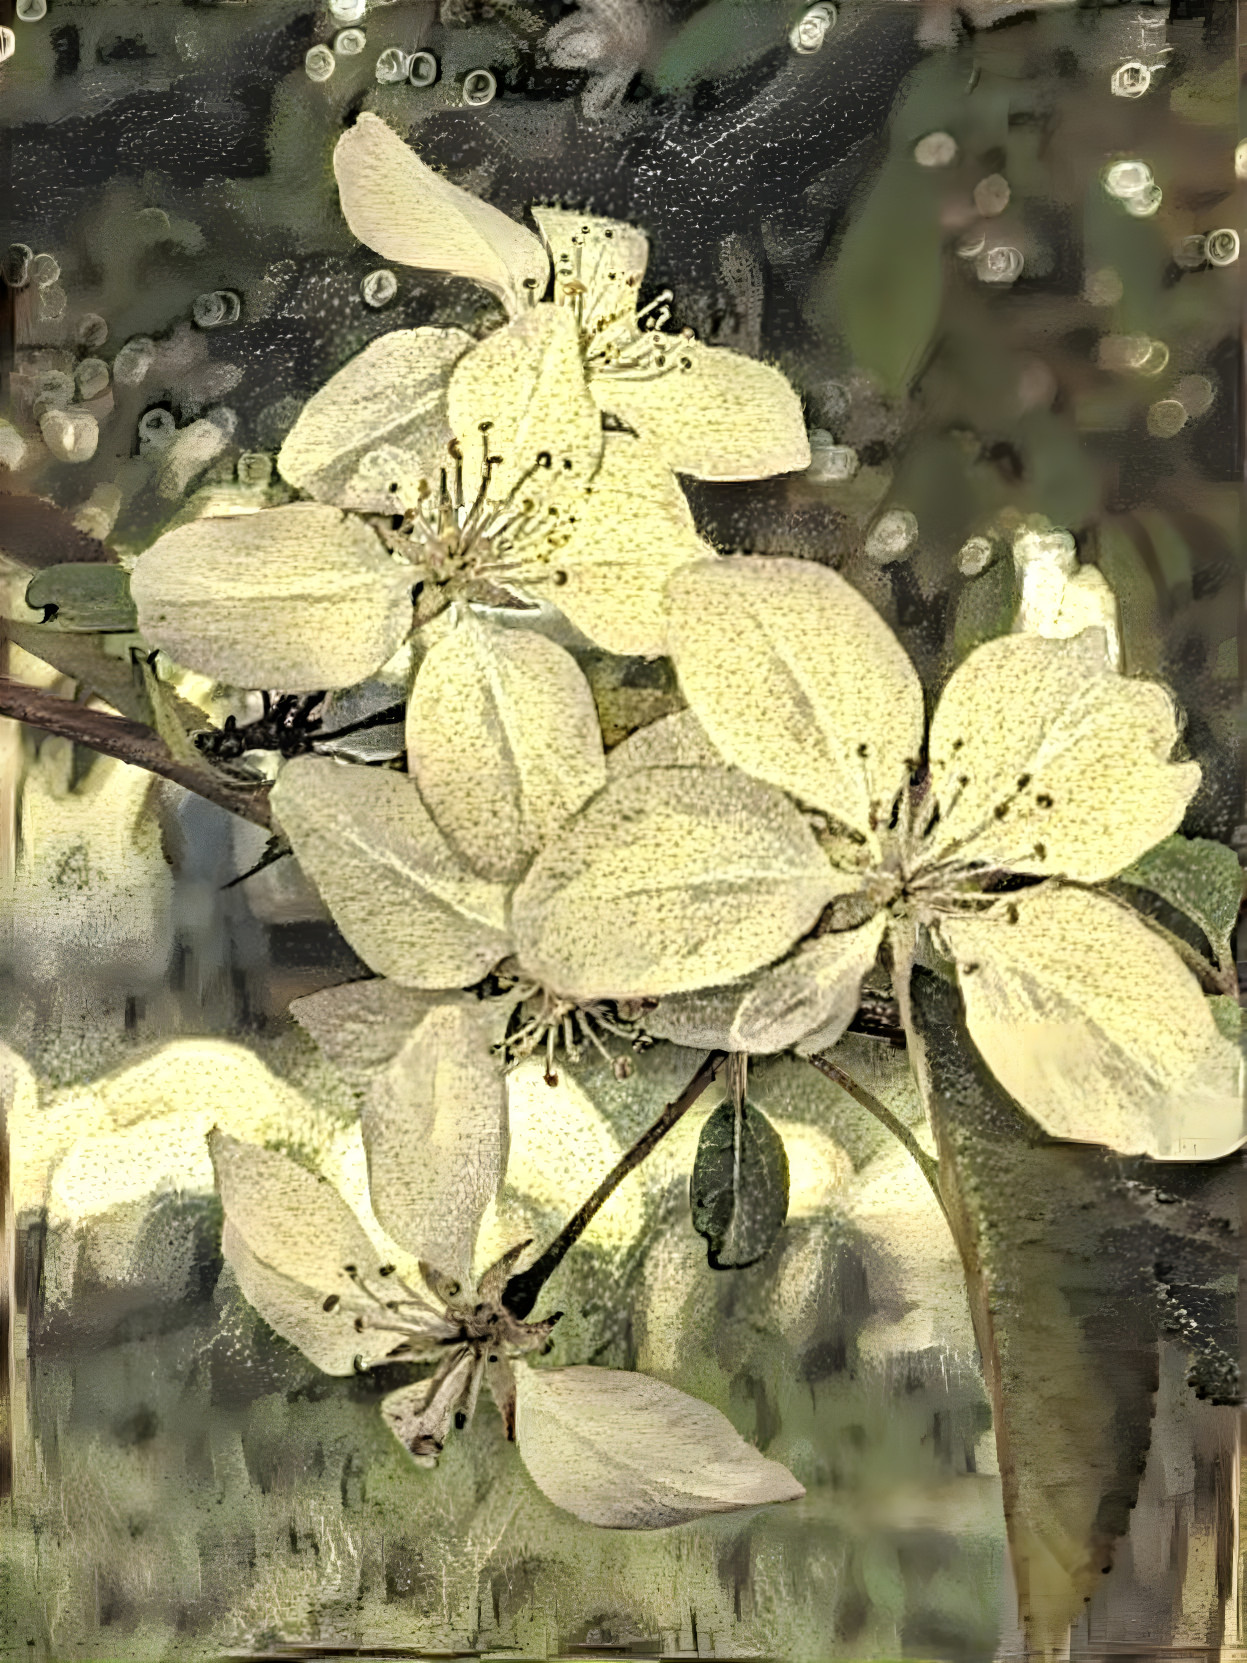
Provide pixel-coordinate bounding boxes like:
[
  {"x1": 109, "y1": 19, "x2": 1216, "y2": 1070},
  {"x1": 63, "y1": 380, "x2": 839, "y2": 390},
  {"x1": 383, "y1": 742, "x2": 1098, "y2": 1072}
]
[{"x1": 0, "y1": 0, "x2": 1241, "y2": 1656}]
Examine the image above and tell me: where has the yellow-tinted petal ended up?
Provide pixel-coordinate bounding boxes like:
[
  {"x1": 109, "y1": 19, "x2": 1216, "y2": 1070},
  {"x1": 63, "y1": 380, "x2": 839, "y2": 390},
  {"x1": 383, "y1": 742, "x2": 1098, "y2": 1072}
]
[
  {"x1": 447, "y1": 304, "x2": 602, "y2": 508},
  {"x1": 923, "y1": 632, "x2": 1199, "y2": 883},
  {"x1": 667, "y1": 557, "x2": 923, "y2": 847},
  {"x1": 511, "y1": 764, "x2": 836, "y2": 1000},
  {"x1": 605, "y1": 708, "x2": 723, "y2": 777},
  {"x1": 592, "y1": 339, "x2": 810, "y2": 481},
  {"x1": 648, "y1": 912, "x2": 887, "y2": 1054},
  {"x1": 522, "y1": 433, "x2": 716, "y2": 657},
  {"x1": 278, "y1": 327, "x2": 472, "y2": 509},
  {"x1": 271, "y1": 756, "x2": 512, "y2": 988},
  {"x1": 333, "y1": 113, "x2": 549, "y2": 315},
  {"x1": 406, "y1": 614, "x2": 606, "y2": 883},
  {"x1": 941, "y1": 884, "x2": 1245, "y2": 1160},
  {"x1": 529, "y1": 204, "x2": 649, "y2": 336},
  {"x1": 131, "y1": 503, "x2": 413, "y2": 691}
]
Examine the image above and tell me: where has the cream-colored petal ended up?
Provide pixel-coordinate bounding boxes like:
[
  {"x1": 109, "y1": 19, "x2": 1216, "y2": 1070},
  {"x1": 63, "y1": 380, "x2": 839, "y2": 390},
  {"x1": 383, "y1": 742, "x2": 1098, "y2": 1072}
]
[
  {"x1": 277, "y1": 327, "x2": 473, "y2": 509},
  {"x1": 514, "y1": 1362, "x2": 804, "y2": 1528},
  {"x1": 130, "y1": 503, "x2": 412, "y2": 692},
  {"x1": 511, "y1": 764, "x2": 836, "y2": 1001},
  {"x1": 647, "y1": 912, "x2": 887, "y2": 1054},
  {"x1": 529, "y1": 204, "x2": 649, "y2": 337},
  {"x1": 922, "y1": 632, "x2": 1199, "y2": 883},
  {"x1": 518, "y1": 433, "x2": 716, "y2": 658},
  {"x1": 290, "y1": 979, "x2": 466, "y2": 1080},
  {"x1": 605, "y1": 708, "x2": 723, "y2": 777},
  {"x1": 406, "y1": 613, "x2": 605, "y2": 883},
  {"x1": 361, "y1": 1003, "x2": 506, "y2": 1283},
  {"x1": 223, "y1": 1221, "x2": 402, "y2": 1376},
  {"x1": 447, "y1": 304, "x2": 602, "y2": 508},
  {"x1": 592, "y1": 339, "x2": 810, "y2": 481},
  {"x1": 667, "y1": 557, "x2": 924, "y2": 847},
  {"x1": 271, "y1": 756, "x2": 512, "y2": 988},
  {"x1": 333, "y1": 113, "x2": 550, "y2": 315},
  {"x1": 940, "y1": 885, "x2": 1245, "y2": 1161}
]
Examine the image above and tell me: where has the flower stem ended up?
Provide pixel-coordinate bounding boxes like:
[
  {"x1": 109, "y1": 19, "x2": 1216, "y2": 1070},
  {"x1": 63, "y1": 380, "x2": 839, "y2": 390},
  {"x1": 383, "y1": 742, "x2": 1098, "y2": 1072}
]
[
  {"x1": 502, "y1": 1050, "x2": 728, "y2": 1319},
  {"x1": 0, "y1": 676, "x2": 272, "y2": 828},
  {"x1": 805, "y1": 1049, "x2": 946, "y2": 1214}
]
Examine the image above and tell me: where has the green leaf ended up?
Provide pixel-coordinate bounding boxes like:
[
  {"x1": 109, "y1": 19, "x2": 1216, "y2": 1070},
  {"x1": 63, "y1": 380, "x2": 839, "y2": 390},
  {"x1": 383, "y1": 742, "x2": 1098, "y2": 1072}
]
[
  {"x1": 25, "y1": 563, "x2": 138, "y2": 633},
  {"x1": 651, "y1": 0, "x2": 782, "y2": 94},
  {"x1": 3, "y1": 622, "x2": 206, "y2": 731},
  {"x1": 690, "y1": 1097, "x2": 789, "y2": 1270},
  {"x1": 823, "y1": 158, "x2": 943, "y2": 395},
  {"x1": 1117, "y1": 834, "x2": 1243, "y2": 970},
  {"x1": 952, "y1": 555, "x2": 1017, "y2": 663}
]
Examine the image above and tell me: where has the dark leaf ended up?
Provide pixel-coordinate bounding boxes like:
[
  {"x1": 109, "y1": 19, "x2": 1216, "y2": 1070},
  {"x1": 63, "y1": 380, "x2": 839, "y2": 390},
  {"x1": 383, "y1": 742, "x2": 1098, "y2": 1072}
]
[
  {"x1": 25, "y1": 563, "x2": 137, "y2": 633},
  {"x1": 690, "y1": 1097, "x2": 789, "y2": 1270},
  {"x1": 1116, "y1": 835, "x2": 1243, "y2": 971}
]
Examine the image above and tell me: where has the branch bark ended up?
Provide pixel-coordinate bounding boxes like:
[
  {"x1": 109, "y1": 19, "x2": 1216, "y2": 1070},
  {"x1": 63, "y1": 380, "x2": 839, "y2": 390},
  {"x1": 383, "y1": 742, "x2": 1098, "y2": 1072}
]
[{"x1": 0, "y1": 676, "x2": 272, "y2": 827}]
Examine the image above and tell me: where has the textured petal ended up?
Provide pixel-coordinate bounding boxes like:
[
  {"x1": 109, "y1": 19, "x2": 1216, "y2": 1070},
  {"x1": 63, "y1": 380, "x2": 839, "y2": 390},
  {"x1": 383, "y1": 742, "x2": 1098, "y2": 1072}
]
[
  {"x1": 648, "y1": 913, "x2": 887, "y2": 1054},
  {"x1": 523, "y1": 433, "x2": 716, "y2": 658},
  {"x1": 223, "y1": 1221, "x2": 402, "y2": 1376},
  {"x1": 940, "y1": 885, "x2": 1245, "y2": 1161},
  {"x1": 210, "y1": 1130, "x2": 381, "y2": 1293},
  {"x1": 605, "y1": 708, "x2": 724, "y2": 777},
  {"x1": 277, "y1": 327, "x2": 473, "y2": 509},
  {"x1": 667, "y1": 557, "x2": 924, "y2": 847},
  {"x1": 448, "y1": 304, "x2": 601, "y2": 508},
  {"x1": 361, "y1": 1003, "x2": 507, "y2": 1283},
  {"x1": 514, "y1": 1362, "x2": 805, "y2": 1528},
  {"x1": 529, "y1": 205, "x2": 649, "y2": 340},
  {"x1": 333, "y1": 114, "x2": 549, "y2": 315},
  {"x1": 511, "y1": 764, "x2": 836, "y2": 1001},
  {"x1": 406, "y1": 614, "x2": 605, "y2": 883},
  {"x1": 290, "y1": 979, "x2": 465, "y2": 1080},
  {"x1": 593, "y1": 340, "x2": 811, "y2": 481},
  {"x1": 923, "y1": 632, "x2": 1199, "y2": 883},
  {"x1": 271, "y1": 756, "x2": 512, "y2": 988},
  {"x1": 131, "y1": 503, "x2": 412, "y2": 692}
]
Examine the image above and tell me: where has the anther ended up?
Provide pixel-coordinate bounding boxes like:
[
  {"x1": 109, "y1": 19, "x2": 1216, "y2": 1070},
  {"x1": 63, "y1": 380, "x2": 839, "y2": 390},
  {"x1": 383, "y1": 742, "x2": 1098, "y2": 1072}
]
[
  {"x1": 323, "y1": 1294, "x2": 340, "y2": 1312},
  {"x1": 1033, "y1": 842, "x2": 1046, "y2": 860},
  {"x1": 1006, "y1": 903, "x2": 1019, "y2": 923},
  {"x1": 379, "y1": 1265, "x2": 394, "y2": 1277},
  {"x1": 993, "y1": 803, "x2": 1009, "y2": 820},
  {"x1": 1036, "y1": 792, "x2": 1053, "y2": 809},
  {"x1": 1016, "y1": 773, "x2": 1031, "y2": 790}
]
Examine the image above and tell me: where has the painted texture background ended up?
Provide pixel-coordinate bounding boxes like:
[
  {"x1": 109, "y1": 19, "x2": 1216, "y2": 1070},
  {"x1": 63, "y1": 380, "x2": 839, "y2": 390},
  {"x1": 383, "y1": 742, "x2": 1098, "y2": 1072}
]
[{"x1": 0, "y1": 0, "x2": 1242, "y2": 1657}]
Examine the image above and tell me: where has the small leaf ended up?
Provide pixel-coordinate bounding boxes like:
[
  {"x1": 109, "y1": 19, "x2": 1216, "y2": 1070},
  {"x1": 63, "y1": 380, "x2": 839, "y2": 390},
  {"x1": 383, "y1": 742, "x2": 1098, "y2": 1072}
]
[
  {"x1": 513, "y1": 1361, "x2": 805, "y2": 1528},
  {"x1": 1117, "y1": 834, "x2": 1244, "y2": 970},
  {"x1": 821, "y1": 156, "x2": 943, "y2": 395},
  {"x1": 690, "y1": 1096, "x2": 790, "y2": 1270},
  {"x1": 2, "y1": 624, "x2": 196, "y2": 729},
  {"x1": 25, "y1": 563, "x2": 137, "y2": 632}
]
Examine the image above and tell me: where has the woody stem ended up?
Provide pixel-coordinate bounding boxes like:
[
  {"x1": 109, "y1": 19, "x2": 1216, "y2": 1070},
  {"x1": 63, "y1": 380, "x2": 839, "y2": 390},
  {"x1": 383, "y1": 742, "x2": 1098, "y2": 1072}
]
[
  {"x1": 0, "y1": 677, "x2": 272, "y2": 828},
  {"x1": 502, "y1": 1050, "x2": 728, "y2": 1319}
]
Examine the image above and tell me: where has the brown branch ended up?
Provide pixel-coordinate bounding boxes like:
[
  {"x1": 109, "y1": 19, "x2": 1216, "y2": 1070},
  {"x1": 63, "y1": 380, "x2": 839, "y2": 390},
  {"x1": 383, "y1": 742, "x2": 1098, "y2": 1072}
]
[
  {"x1": 503, "y1": 1050, "x2": 728, "y2": 1319},
  {"x1": 806, "y1": 1049, "x2": 946, "y2": 1215},
  {"x1": 0, "y1": 676, "x2": 272, "y2": 827}
]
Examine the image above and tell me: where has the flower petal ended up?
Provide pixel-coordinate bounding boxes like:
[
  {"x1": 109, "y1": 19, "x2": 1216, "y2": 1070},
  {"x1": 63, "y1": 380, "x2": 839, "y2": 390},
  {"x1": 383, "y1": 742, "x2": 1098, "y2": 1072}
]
[
  {"x1": 511, "y1": 764, "x2": 836, "y2": 1000},
  {"x1": 592, "y1": 339, "x2": 810, "y2": 481},
  {"x1": 605, "y1": 708, "x2": 724, "y2": 777},
  {"x1": 210, "y1": 1130, "x2": 382, "y2": 1294},
  {"x1": 940, "y1": 885, "x2": 1245, "y2": 1161},
  {"x1": 271, "y1": 756, "x2": 512, "y2": 988},
  {"x1": 648, "y1": 913, "x2": 887, "y2": 1054},
  {"x1": 361, "y1": 1003, "x2": 507, "y2": 1283},
  {"x1": 447, "y1": 304, "x2": 601, "y2": 508},
  {"x1": 406, "y1": 613, "x2": 606, "y2": 883},
  {"x1": 523, "y1": 433, "x2": 716, "y2": 658},
  {"x1": 223, "y1": 1220, "x2": 401, "y2": 1376},
  {"x1": 667, "y1": 557, "x2": 924, "y2": 847},
  {"x1": 277, "y1": 327, "x2": 473, "y2": 509},
  {"x1": 923, "y1": 632, "x2": 1200, "y2": 883},
  {"x1": 513, "y1": 1361, "x2": 805, "y2": 1528},
  {"x1": 131, "y1": 503, "x2": 412, "y2": 692},
  {"x1": 529, "y1": 205, "x2": 649, "y2": 339},
  {"x1": 290, "y1": 979, "x2": 467, "y2": 1080},
  {"x1": 333, "y1": 114, "x2": 549, "y2": 315}
]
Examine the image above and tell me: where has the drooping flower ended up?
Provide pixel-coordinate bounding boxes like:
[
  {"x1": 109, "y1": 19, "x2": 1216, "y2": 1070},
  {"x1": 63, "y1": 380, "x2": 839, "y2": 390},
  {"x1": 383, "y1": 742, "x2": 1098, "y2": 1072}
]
[
  {"x1": 130, "y1": 309, "x2": 713, "y2": 689},
  {"x1": 332, "y1": 113, "x2": 810, "y2": 482},
  {"x1": 510, "y1": 556, "x2": 1244, "y2": 1162},
  {"x1": 212, "y1": 996, "x2": 804, "y2": 1527}
]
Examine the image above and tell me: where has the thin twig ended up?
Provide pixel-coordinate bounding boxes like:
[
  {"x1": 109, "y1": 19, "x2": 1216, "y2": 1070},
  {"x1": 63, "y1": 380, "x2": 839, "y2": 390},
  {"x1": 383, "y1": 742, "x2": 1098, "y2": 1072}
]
[
  {"x1": 806, "y1": 1049, "x2": 946, "y2": 1214},
  {"x1": 0, "y1": 676, "x2": 272, "y2": 827},
  {"x1": 503, "y1": 1050, "x2": 728, "y2": 1318}
]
